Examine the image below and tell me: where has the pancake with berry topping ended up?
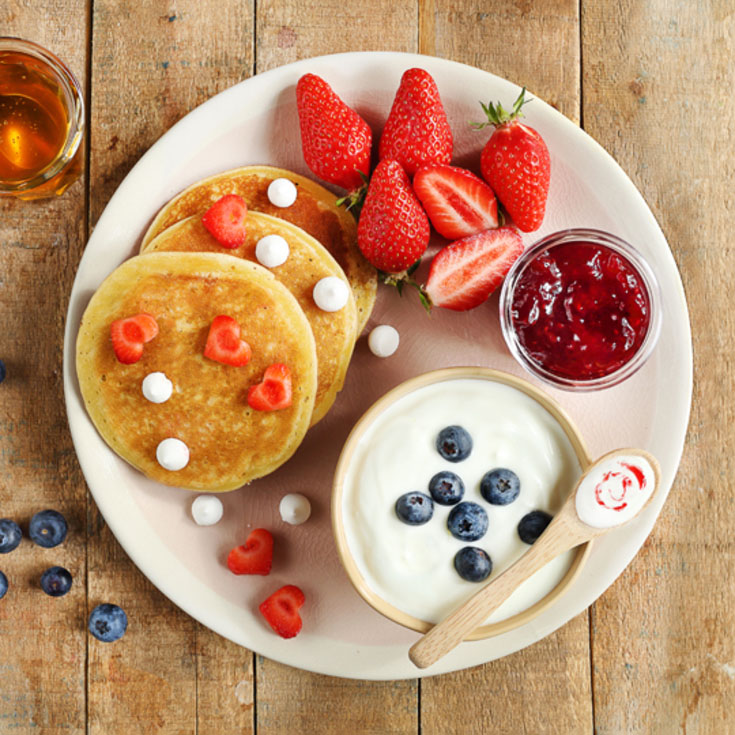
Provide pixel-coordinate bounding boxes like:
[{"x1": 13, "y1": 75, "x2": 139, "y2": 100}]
[
  {"x1": 76, "y1": 252, "x2": 317, "y2": 492},
  {"x1": 140, "y1": 165, "x2": 376, "y2": 333},
  {"x1": 143, "y1": 211, "x2": 357, "y2": 425}
]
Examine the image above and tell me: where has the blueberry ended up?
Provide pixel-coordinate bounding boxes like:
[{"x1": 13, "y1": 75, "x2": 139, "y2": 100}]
[
  {"x1": 395, "y1": 492, "x2": 434, "y2": 525},
  {"x1": 480, "y1": 468, "x2": 521, "y2": 505},
  {"x1": 447, "y1": 502, "x2": 488, "y2": 541},
  {"x1": 0, "y1": 518, "x2": 22, "y2": 553},
  {"x1": 0, "y1": 359, "x2": 5, "y2": 384},
  {"x1": 89, "y1": 603, "x2": 128, "y2": 642},
  {"x1": 0, "y1": 571, "x2": 7, "y2": 600},
  {"x1": 40, "y1": 566, "x2": 73, "y2": 597},
  {"x1": 454, "y1": 547, "x2": 493, "y2": 582},
  {"x1": 436, "y1": 426, "x2": 472, "y2": 463},
  {"x1": 518, "y1": 510, "x2": 553, "y2": 544},
  {"x1": 29, "y1": 509, "x2": 68, "y2": 548},
  {"x1": 428, "y1": 471, "x2": 465, "y2": 506}
]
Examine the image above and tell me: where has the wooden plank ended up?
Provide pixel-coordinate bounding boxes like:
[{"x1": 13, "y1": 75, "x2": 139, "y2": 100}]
[
  {"x1": 582, "y1": 1, "x2": 734, "y2": 732},
  {"x1": 0, "y1": 3, "x2": 89, "y2": 734},
  {"x1": 87, "y1": 2, "x2": 255, "y2": 733}
]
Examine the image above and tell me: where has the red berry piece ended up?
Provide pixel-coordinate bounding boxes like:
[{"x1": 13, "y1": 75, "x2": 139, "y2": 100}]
[
  {"x1": 379, "y1": 68, "x2": 453, "y2": 177},
  {"x1": 247, "y1": 363, "x2": 292, "y2": 411},
  {"x1": 201, "y1": 194, "x2": 248, "y2": 248},
  {"x1": 259, "y1": 584, "x2": 305, "y2": 639},
  {"x1": 110, "y1": 313, "x2": 159, "y2": 364},
  {"x1": 226, "y1": 528, "x2": 274, "y2": 576},
  {"x1": 203, "y1": 315, "x2": 252, "y2": 367}
]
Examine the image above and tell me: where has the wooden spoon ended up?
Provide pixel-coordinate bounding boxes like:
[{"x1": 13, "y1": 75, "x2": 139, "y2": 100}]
[{"x1": 408, "y1": 447, "x2": 661, "y2": 670}]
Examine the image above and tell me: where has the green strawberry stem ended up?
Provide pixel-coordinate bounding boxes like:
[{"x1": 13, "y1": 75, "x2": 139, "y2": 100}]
[
  {"x1": 335, "y1": 170, "x2": 369, "y2": 218},
  {"x1": 379, "y1": 264, "x2": 432, "y2": 314},
  {"x1": 471, "y1": 86, "x2": 530, "y2": 130}
]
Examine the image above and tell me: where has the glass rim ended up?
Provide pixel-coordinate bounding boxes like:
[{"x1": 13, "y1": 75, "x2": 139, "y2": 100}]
[
  {"x1": 0, "y1": 36, "x2": 85, "y2": 192},
  {"x1": 499, "y1": 228, "x2": 663, "y2": 391}
]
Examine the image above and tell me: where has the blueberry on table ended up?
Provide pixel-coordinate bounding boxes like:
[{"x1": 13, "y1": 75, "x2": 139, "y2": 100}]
[
  {"x1": 428, "y1": 471, "x2": 465, "y2": 506},
  {"x1": 518, "y1": 510, "x2": 553, "y2": 544},
  {"x1": 454, "y1": 547, "x2": 493, "y2": 582},
  {"x1": 447, "y1": 502, "x2": 488, "y2": 542},
  {"x1": 89, "y1": 603, "x2": 128, "y2": 642},
  {"x1": 395, "y1": 492, "x2": 434, "y2": 525},
  {"x1": 29, "y1": 509, "x2": 68, "y2": 548},
  {"x1": 0, "y1": 518, "x2": 22, "y2": 553},
  {"x1": 435, "y1": 426, "x2": 473, "y2": 463},
  {"x1": 481, "y1": 468, "x2": 521, "y2": 505},
  {"x1": 40, "y1": 566, "x2": 73, "y2": 597},
  {"x1": 0, "y1": 570, "x2": 7, "y2": 600},
  {"x1": 0, "y1": 359, "x2": 5, "y2": 384}
]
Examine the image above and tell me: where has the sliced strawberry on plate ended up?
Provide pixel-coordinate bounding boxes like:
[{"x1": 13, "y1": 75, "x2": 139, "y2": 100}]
[
  {"x1": 413, "y1": 164, "x2": 498, "y2": 240},
  {"x1": 204, "y1": 315, "x2": 252, "y2": 367},
  {"x1": 227, "y1": 528, "x2": 274, "y2": 576},
  {"x1": 259, "y1": 584, "x2": 305, "y2": 639},
  {"x1": 425, "y1": 226, "x2": 524, "y2": 311},
  {"x1": 247, "y1": 363, "x2": 292, "y2": 411},
  {"x1": 110, "y1": 312, "x2": 159, "y2": 364},
  {"x1": 201, "y1": 194, "x2": 248, "y2": 248}
]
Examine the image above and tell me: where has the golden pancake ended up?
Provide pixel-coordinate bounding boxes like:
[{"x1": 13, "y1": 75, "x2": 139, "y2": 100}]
[
  {"x1": 76, "y1": 252, "x2": 317, "y2": 492},
  {"x1": 143, "y1": 212, "x2": 357, "y2": 425},
  {"x1": 141, "y1": 165, "x2": 376, "y2": 333}
]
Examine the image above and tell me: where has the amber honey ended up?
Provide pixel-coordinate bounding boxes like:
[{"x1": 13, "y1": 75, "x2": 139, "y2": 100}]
[{"x1": 0, "y1": 38, "x2": 83, "y2": 199}]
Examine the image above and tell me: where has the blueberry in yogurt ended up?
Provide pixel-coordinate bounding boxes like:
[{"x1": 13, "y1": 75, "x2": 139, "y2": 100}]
[
  {"x1": 40, "y1": 566, "x2": 73, "y2": 597},
  {"x1": 395, "y1": 492, "x2": 434, "y2": 525},
  {"x1": 29, "y1": 509, "x2": 68, "y2": 548},
  {"x1": 436, "y1": 426, "x2": 472, "y2": 463},
  {"x1": 518, "y1": 510, "x2": 553, "y2": 544},
  {"x1": 481, "y1": 468, "x2": 521, "y2": 505},
  {"x1": 428, "y1": 471, "x2": 465, "y2": 506},
  {"x1": 447, "y1": 502, "x2": 488, "y2": 542},
  {"x1": 0, "y1": 519, "x2": 22, "y2": 553},
  {"x1": 454, "y1": 547, "x2": 493, "y2": 582},
  {"x1": 89, "y1": 603, "x2": 128, "y2": 642}
]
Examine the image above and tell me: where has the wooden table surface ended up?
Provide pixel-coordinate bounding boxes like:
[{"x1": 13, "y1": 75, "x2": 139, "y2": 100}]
[{"x1": 0, "y1": 1, "x2": 725, "y2": 733}]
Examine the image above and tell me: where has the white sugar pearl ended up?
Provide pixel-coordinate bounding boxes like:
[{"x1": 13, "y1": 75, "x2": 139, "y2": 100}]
[
  {"x1": 156, "y1": 438, "x2": 190, "y2": 471},
  {"x1": 191, "y1": 495, "x2": 224, "y2": 526},
  {"x1": 255, "y1": 234, "x2": 290, "y2": 268},
  {"x1": 313, "y1": 276, "x2": 349, "y2": 312},
  {"x1": 279, "y1": 493, "x2": 311, "y2": 525},
  {"x1": 142, "y1": 372, "x2": 173, "y2": 403},
  {"x1": 368, "y1": 325, "x2": 400, "y2": 357},
  {"x1": 267, "y1": 178, "x2": 297, "y2": 208}
]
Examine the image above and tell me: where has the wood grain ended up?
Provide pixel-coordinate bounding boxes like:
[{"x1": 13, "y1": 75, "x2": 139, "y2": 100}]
[{"x1": 582, "y1": 1, "x2": 734, "y2": 732}]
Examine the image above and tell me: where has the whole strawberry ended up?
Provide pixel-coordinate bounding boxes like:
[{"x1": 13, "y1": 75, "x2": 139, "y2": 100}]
[
  {"x1": 296, "y1": 73, "x2": 372, "y2": 191},
  {"x1": 379, "y1": 68, "x2": 453, "y2": 177},
  {"x1": 474, "y1": 88, "x2": 550, "y2": 232},
  {"x1": 357, "y1": 159, "x2": 430, "y2": 274}
]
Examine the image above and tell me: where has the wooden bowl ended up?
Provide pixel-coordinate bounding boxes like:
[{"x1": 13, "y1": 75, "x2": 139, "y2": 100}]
[{"x1": 331, "y1": 366, "x2": 593, "y2": 640}]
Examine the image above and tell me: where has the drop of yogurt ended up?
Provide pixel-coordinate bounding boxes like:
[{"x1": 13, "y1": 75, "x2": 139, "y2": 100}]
[
  {"x1": 156, "y1": 438, "x2": 190, "y2": 471},
  {"x1": 279, "y1": 493, "x2": 311, "y2": 525},
  {"x1": 368, "y1": 324, "x2": 400, "y2": 357},
  {"x1": 255, "y1": 234, "x2": 290, "y2": 268},
  {"x1": 267, "y1": 178, "x2": 297, "y2": 208},
  {"x1": 142, "y1": 372, "x2": 173, "y2": 403},
  {"x1": 191, "y1": 495, "x2": 224, "y2": 526},
  {"x1": 313, "y1": 276, "x2": 349, "y2": 312}
]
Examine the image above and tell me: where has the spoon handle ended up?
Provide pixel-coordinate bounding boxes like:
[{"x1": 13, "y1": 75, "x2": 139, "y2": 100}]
[{"x1": 408, "y1": 511, "x2": 588, "y2": 669}]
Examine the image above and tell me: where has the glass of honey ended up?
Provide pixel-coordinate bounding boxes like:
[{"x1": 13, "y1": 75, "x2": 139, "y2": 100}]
[{"x1": 0, "y1": 38, "x2": 84, "y2": 200}]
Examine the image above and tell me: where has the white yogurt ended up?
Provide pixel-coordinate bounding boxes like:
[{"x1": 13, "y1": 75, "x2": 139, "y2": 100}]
[
  {"x1": 255, "y1": 234, "x2": 290, "y2": 268},
  {"x1": 575, "y1": 454, "x2": 655, "y2": 529},
  {"x1": 368, "y1": 325, "x2": 400, "y2": 357},
  {"x1": 267, "y1": 178, "x2": 297, "y2": 208},
  {"x1": 341, "y1": 378, "x2": 582, "y2": 625},
  {"x1": 156, "y1": 438, "x2": 190, "y2": 471},
  {"x1": 313, "y1": 276, "x2": 349, "y2": 312},
  {"x1": 191, "y1": 495, "x2": 224, "y2": 526},
  {"x1": 279, "y1": 493, "x2": 312, "y2": 525},
  {"x1": 142, "y1": 372, "x2": 173, "y2": 403}
]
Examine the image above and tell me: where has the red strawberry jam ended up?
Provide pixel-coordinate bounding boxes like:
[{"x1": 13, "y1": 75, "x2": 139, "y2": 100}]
[{"x1": 508, "y1": 239, "x2": 653, "y2": 382}]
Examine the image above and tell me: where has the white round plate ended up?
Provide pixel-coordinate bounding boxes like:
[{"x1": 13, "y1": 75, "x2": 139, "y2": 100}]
[{"x1": 63, "y1": 52, "x2": 692, "y2": 680}]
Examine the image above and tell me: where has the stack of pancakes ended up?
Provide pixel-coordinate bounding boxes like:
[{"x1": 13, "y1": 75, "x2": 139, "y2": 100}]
[{"x1": 76, "y1": 166, "x2": 377, "y2": 492}]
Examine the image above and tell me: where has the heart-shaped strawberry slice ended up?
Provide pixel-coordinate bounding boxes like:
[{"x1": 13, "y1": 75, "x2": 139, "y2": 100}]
[
  {"x1": 247, "y1": 363, "x2": 292, "y2": 411},
  {"x1": 227, "y1": 528, "x2": 273, "y2": 576},
  {"x1": 204, "y1": 315, "x2": 252, "y2": 366},
  {"x1": 259, "y1": 584, "x2": 305, "y2": 639},
  {"x1": 110, "y1": 313, "x2": 159, "y2": 364}
]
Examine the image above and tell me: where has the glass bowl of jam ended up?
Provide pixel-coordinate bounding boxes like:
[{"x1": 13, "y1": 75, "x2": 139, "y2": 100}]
[{"x1": 499, "y1": 229, "x2": 662, "y2": 391}]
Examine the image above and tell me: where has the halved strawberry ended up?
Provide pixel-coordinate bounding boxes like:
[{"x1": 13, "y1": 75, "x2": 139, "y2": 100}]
[
  {"x1": 247, "y1": 363, "x2": 292, "y2": 411},
  {"x1": 227, "y1": 528, "x2": 273, "y2": 576},
  {"x1": 204, "y1": 315, "x2": 252, "y2": 367},
  {"x1": 110, "y1": 313, "x2": 159, "y2": 364},
  {"x1": 413, "y1": 164, "x2": 498, "y2": 240},
  {"x1": 201, "y1": 194, "x2": 248, "y2": 248},
  {"x1": 425, "y1": 226, "x2": 524, "y2": 311},
  {"x1": 259, "y1": 584, "x2": 305, "y2": 639}
]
